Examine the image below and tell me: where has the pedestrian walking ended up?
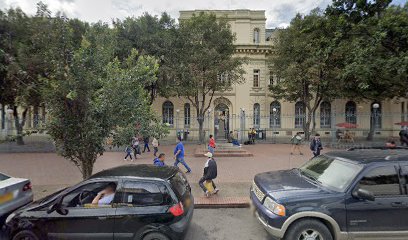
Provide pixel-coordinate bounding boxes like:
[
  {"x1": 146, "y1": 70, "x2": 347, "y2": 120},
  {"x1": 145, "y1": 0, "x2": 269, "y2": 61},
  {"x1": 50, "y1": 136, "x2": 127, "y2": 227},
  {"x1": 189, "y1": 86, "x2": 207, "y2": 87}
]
[
  {"x1": 199, "y1": 152, "x2": 219, "y2": 197},
  {"x1": 153, "y1": 153, "x2": 166, "y2": 166},
  {"x1": 131, "y1": 137, "x2": 140, "y2": 159},
  {"x1": 143, "y1": 136, "x2": 150, "y2": 153},
  {"x1": 310, "y1": 134, "x2": 323, "y2": 157},
  {"x1": 208, "y1": 134, "x2": 216, "y2": 155},
  {"x1": 399, "y1": 127, "x2": 408, "y2": 146},
  {"x1": 152, "y1": 137, "x2": 159, "y2": 157},
  {"x1": 290, "y1": 132, "x2": 303, "y2": 155},
  {"x1": 124, "y1": 145, "x2": 133, "y2": 161},
  {"x1": 174, "y1": 137, "x2": 192, "y2": 173}
]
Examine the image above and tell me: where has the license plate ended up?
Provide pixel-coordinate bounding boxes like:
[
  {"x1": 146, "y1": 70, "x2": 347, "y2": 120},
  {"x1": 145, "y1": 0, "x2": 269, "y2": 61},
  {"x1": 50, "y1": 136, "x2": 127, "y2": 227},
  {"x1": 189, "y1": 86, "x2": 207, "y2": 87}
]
[{"x1": 0, "y1": 192, "x2": 13, "y2": 204}]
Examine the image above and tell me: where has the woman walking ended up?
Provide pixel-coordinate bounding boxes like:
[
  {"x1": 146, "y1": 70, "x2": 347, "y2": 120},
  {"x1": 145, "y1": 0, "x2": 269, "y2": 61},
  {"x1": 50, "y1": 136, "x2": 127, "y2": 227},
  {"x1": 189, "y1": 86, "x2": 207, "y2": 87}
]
[{"x1": 208, "y1": 135, "x2": 216, "y2": 155}]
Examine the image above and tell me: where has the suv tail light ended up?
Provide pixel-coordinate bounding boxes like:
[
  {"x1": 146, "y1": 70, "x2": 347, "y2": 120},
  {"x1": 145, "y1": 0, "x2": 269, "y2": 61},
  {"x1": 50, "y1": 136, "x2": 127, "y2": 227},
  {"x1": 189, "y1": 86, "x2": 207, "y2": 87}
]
[
  {"x1": 23, "y1": 182, "x2": 32, "y2": 191},
  {"x1": 169, "y1": 202, "x2": 184, "y2": 217}
]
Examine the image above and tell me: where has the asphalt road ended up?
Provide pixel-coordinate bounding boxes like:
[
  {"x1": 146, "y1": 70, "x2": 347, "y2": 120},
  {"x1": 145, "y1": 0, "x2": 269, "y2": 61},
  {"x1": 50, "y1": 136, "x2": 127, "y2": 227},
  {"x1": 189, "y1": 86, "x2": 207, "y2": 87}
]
[{"x1": 1, "y1": 208, "x2": 274, "y2": 240}]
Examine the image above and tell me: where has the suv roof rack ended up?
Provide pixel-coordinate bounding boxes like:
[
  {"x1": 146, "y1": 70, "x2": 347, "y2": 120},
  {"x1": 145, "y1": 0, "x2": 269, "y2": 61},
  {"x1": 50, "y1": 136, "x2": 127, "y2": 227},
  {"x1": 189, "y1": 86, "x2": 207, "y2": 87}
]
[{"x1": 347, "y1": 146, "x2": 408, "y2": 151}]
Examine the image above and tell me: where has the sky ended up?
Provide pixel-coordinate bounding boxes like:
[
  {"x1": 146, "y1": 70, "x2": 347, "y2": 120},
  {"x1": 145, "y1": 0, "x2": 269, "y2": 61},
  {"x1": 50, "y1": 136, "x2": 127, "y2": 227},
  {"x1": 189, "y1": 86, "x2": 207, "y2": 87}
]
[{"x1": 0, "y1": 0, "x2": 406, "y2": 28}]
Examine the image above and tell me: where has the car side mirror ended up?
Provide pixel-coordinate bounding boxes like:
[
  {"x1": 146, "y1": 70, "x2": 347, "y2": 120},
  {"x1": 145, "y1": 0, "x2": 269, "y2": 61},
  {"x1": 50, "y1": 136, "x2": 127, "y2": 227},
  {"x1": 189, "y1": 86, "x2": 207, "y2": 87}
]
[
  {"x1": 352, "y1": 188, "x2": 375, "y2": 201},
  {"x1": 47, "y1": 201, "x2": 69, "y2": 215}
]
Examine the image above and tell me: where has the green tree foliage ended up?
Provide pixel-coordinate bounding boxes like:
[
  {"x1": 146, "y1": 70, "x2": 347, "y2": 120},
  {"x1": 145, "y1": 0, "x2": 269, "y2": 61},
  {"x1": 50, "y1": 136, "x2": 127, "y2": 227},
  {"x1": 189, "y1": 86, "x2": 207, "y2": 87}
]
[
  {"x1": 171, "y1": 12, "x2": 245, "y2": 143},
  {"x1": 113, "y1": 13, "x2": 178, "y2": 103},
  {"x1": 327, "y1": 1, "x2": 408, "y2": 140},
  {"x1": 0, "y1": 2, "x2": 87, "y2": 144},
  {"x1": 44, "y1": 22, "x2": 168, "y2": 179},
  {"x1": 270, "y1": 9, "x2": 342, "y2": 139}
]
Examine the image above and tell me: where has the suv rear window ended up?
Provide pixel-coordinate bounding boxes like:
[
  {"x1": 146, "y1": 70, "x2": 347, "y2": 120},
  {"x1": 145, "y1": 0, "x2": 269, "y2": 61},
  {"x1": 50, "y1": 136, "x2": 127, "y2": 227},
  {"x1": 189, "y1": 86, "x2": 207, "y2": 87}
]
[
  {"x1": 0, "y1": 173, "x2": 10, "y2": 181},
  {"x1": 169, "y1": 172, "x2": 189, "y2": 198}
]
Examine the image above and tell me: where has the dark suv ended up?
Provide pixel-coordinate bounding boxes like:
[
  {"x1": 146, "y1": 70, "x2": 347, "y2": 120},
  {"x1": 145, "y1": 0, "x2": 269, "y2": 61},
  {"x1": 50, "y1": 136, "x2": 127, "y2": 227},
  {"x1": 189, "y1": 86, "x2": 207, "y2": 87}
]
[
  {"x1": 6, "y1": 164, "x2": 194, "y2": 240},
  {"x1": 251, "y1": 148, "x2": 408, "y2": 240}
]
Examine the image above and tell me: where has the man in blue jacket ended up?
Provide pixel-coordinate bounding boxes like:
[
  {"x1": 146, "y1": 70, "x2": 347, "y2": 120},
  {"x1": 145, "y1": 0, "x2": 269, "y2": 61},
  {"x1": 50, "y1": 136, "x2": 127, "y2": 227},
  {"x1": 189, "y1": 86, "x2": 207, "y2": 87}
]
[
  {"x1": 153, "y1": 153, "x2": 166, "y2": 167},
  {"x1": 174, "y1": 137, "x2": 192, "y2": 173}
]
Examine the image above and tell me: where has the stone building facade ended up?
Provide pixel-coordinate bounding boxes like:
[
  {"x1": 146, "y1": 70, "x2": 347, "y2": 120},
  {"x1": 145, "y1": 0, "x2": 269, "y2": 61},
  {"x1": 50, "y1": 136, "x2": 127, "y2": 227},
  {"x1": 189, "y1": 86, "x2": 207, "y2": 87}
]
[
  {"x1": 152, "y1": 9, "x2": 408, "y2": 141},
  {"x1": 1, "y1": 9, "x2": 407, "y2": 142}
]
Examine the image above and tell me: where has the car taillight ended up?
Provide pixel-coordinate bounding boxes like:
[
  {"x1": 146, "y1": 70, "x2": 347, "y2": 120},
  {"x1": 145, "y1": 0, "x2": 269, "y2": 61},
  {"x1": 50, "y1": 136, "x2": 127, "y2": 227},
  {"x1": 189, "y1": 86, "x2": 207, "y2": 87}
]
[
  {"x1": 23, "y1": 182, "x2": 32, "y2": 191},
  {"x1": 169, "y1": 202, "x2": 184, "y2": 217}
]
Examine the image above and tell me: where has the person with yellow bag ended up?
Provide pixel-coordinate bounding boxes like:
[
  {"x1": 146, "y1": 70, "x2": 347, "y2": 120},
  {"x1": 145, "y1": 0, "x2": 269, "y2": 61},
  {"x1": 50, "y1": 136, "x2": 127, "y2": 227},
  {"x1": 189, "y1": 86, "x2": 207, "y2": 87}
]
[{"x1": 199, "y1": 152, "x2": 219, "y2": 197}]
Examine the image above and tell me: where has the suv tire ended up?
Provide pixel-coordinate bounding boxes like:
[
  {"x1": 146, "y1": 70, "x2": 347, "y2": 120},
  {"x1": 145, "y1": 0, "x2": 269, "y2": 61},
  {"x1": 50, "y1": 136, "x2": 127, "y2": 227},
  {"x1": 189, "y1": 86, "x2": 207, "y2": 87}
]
[
  {"x1": 143, "y1": 232, "x2": 170, "y2": 240},
  {"x1": 12, "y1": 230, "x2": 40, "y2": 240},
  {"x1": 284, "y1": 219, "x2": 333, "y2": 240}
]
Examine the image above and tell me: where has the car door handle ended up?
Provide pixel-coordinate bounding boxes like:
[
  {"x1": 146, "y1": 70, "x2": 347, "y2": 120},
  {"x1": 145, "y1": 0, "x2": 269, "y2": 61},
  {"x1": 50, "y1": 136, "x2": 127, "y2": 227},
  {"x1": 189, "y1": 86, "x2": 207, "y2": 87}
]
[{"x1": 391, "y1": 202, "x2": 405, "y2": 207}]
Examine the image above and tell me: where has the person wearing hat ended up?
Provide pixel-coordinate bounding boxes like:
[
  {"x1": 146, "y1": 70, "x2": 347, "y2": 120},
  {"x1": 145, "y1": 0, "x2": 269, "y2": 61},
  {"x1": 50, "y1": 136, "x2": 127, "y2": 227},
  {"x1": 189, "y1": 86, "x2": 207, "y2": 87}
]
[{"x1": 199, "y1": 152, "x2": 219, "y2": 197}]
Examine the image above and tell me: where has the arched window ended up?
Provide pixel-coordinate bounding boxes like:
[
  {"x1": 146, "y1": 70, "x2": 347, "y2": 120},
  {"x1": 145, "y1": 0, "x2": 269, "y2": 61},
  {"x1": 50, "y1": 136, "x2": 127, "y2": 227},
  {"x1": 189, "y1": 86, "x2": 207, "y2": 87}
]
[
  {"x1": 270, "y1": 101, "x2": 281, "y2": 128},
  {"x1": 371, "y1": 102, "x2": 382, "y2": 129},
  {"x1": 162, "y1": 101, "x2": 174, "y2": 125},
  {"x1": 184, "y1": 103, "x2": 191, "y2": 127},
  {"x1": 253, "y1": 28, "x2": 260, "y2": 44},
  {"x1": 295, "y1": 101, "x2": 305, "y2": 128},
  {"x1": 320, "y1": 101, "x2": 331, "y2": 128},
  {"x1": 345, "y1": 101, "x2": 357, "y2": 124},
  {"x1": 253, "y1": 103, "x2": 260, "y2": 128}
]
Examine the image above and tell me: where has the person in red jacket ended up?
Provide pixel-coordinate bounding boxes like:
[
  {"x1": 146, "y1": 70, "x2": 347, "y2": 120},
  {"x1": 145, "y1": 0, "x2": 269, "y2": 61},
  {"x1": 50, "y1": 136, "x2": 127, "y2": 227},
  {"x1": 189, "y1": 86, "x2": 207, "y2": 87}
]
[{"x1": 208, "y1": 134, "x2": 216, "y2": 155}]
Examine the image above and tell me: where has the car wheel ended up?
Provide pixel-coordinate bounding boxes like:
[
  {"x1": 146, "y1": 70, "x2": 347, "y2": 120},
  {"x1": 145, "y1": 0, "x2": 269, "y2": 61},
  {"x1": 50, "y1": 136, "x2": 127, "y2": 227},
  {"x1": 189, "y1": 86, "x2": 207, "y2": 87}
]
[
  {"x1": 143, "y1": 232, "x2": 170, "y2": 240},
  {"x1": 284, "y1": 219, "x2": 333, "y2": 240},
  {"x1": 12, "y1": 230, "x2": 40, "y2": 240}
]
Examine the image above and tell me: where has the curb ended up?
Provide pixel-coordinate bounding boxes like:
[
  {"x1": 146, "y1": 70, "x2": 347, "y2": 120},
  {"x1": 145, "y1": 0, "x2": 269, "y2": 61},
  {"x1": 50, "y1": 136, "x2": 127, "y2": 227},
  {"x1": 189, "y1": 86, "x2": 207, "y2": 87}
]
[{"x1": 194, "y1": 197, "x2": 250, "y2": 209}]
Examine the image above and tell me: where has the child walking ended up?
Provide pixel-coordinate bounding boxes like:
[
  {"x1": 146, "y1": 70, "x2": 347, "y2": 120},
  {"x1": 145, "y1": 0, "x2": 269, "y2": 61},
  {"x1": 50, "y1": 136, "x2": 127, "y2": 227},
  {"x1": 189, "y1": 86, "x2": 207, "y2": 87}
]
[{"x1": 124, "y1": 145, "x2": 133, "y2": 161}]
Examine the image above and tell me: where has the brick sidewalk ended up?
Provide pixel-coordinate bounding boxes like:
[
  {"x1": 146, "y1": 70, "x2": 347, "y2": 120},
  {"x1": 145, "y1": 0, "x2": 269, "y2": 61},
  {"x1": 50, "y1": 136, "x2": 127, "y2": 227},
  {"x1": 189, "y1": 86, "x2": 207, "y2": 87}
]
[{"x1": 0, "y1": 144, "x2": 329, "y2": 205}]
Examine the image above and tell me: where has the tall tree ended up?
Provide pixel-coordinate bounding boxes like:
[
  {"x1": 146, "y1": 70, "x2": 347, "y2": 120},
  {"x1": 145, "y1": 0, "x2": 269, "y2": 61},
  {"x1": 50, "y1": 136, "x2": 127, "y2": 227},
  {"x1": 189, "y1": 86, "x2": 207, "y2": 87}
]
[
  {"x1": 0, "y1": 7, "x2": 32, "y2": 144},
  {"x1": 113, "y1": 12, "x2": 178, "y2": 104},
  {"x1": 44, "y1": 23, "x2": 168, "y2": 179},
  {"x1": 270, "y1": 9, "x2": 343, "y2": 139},
  {"x1": 171, "y1": 12, "x2": 245, "y2": 143},
  {"x1": 327, "y1": 2, "x2": 408, "y2": 140}
]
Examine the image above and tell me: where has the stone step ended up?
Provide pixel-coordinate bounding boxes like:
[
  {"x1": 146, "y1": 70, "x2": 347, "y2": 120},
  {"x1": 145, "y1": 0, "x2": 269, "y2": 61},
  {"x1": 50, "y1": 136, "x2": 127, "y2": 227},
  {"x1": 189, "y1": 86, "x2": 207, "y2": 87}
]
[
  {"x1": 194, "y1": 148, "x2": 253, "y2": 157},
  {"x1": 194, "y1": 196, "x2": 250, "y2": 209}
]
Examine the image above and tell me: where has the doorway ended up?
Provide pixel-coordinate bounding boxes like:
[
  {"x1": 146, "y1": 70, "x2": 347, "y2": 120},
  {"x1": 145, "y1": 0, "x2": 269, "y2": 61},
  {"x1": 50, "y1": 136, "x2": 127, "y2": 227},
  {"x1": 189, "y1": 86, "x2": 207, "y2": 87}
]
[{"x1": 214, "y1": 103, "x2": 229, "y2": 140}]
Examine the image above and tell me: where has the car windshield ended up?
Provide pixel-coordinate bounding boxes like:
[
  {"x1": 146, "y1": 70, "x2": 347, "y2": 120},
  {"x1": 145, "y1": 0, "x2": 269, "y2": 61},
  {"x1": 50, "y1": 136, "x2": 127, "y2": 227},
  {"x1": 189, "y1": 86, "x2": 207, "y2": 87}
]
[
  {"x1": 36, "y1": 188, "x2": 67, "y2": 205},
  {"x1": 0, "y1": 173, "x2": 10, "y2": 181},
  {"x1": 298, "y1": 155, "x2": 362, "y2": 192}
]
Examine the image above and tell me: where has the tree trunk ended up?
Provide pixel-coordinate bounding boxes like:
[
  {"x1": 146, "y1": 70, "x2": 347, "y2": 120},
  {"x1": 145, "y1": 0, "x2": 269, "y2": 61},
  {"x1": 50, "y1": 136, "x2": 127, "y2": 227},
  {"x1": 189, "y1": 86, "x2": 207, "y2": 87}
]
[
  {"x1": 198, "y1": 115, "x2": 205, "y2": 144},
  {"x1": 1, "y1": 105, "x2": 4, "y2": 130},
  {"x1": 304, "y1": 112, "x2": 313, "y2": 140},
  {"x1": 13, "y1": 107, "x2": 28, "y2": 145},
  {"x1": 81, "y1": 158, "x2": 94, "y2": 179},
  {"x1": 311, "y1": 111, "x2": 317, "y2": 136}
]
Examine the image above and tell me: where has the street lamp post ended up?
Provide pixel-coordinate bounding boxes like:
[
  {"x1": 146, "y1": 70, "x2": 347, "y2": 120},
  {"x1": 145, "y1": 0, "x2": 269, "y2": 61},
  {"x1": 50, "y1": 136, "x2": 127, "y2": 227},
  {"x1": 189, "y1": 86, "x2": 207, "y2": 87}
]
[
  {"x1": 240, "y1": 108, "x2": 245, "y2": 143},
  {"x1": 176, "y1": 109, "x2": 180, "y2": 141},
  {"x1": 272, "y1": 107, "x2": 277, "y2": 143},
  {"x1": 207, "y1": 108, "x2": 212, "y2": 141},
  {"x1": 372, "y1": 103, "x2": 380, "y2": 140}
]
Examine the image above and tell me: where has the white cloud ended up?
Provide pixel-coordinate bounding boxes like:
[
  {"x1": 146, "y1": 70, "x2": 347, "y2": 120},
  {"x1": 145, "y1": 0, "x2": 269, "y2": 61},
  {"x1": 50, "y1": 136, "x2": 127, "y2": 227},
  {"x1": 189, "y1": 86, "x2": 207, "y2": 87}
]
[{"x1": 1, "y1": 0, "x2": 332, "y2": 28}]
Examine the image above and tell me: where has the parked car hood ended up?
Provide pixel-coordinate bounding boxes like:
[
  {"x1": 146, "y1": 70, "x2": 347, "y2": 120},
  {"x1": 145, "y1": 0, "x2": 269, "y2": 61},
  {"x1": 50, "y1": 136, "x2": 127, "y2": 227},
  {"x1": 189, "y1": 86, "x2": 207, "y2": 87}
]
[{"x1": 254, "y1": 169, "x2": 332, "y2": 201}]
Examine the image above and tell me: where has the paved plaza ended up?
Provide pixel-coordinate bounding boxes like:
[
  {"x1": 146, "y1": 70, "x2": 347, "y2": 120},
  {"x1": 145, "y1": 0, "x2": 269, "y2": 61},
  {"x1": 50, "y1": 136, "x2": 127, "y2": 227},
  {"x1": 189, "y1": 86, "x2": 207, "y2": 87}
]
[{"x1": 0, "y1": 143, "x2": 327, "y2": 200}]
